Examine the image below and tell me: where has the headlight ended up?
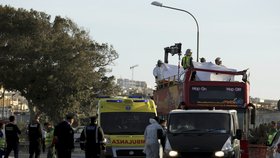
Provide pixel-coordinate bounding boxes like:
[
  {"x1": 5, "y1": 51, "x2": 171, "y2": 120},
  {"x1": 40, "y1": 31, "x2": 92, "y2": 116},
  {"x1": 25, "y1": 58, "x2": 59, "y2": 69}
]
[
  {"x1": 169, "y1": 150, "x2": 178, "y2": 157},
  {"x1": 215, "y1": 137, "x2": 233, "y2": 157},
  {"x1": 165, "y1": 137, "x2": 178, "y2": 157},
  {"x1": 104, "y1": 136, "x2": 111, "y2": 144},
  {"x1": 221, "y1": 137, "x2": 233, "y2": 152},
  {"x1": 215, "y1": 151, "x2": 224, "y2": 157}
]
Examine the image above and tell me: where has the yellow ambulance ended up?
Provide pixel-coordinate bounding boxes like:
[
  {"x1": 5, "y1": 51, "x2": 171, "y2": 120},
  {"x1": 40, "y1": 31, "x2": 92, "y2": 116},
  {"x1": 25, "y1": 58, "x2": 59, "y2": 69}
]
[{"x1": 97, "y1": 96, "x2": 157, "y2": 158}]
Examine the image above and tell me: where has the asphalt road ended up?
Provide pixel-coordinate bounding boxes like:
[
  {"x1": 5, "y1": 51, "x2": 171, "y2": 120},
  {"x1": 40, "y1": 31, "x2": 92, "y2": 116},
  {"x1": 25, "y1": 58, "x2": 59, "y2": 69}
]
[
  {"x1": 7, "y1": 143, "x2": 85, "y2": 158},
  {"x1": 8, "y1": 151, "x2": 85, "y2": 158}
]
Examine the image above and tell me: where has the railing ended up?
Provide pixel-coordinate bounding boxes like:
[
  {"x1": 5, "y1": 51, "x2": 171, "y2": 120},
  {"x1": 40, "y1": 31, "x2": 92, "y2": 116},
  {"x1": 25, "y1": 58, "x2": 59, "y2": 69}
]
[{"x1": 156, "y1": 75, "x2": 181, "y2": 89}]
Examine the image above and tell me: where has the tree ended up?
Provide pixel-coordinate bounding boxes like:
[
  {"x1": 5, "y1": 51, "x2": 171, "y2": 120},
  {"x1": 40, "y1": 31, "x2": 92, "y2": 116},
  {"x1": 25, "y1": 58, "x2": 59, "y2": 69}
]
[{"x1": 0, "y1": 5, "x2": 120, "y2": 123}]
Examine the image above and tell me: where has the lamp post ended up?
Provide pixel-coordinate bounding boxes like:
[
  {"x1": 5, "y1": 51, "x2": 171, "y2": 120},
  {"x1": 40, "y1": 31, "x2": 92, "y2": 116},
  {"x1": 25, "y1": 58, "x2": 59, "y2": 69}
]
[
  {"x1": 151, "y1": 1, "x2": 200, "y2": 62},
  {"x1": 130, "y1": 65, "x2": 139, "y2": 81},
  {"x1": 11, "y1": 93, "x2": 16, "y2": 111},
  {"x1": 1, "y1": 87, "x2": 5, "y2": 119}
]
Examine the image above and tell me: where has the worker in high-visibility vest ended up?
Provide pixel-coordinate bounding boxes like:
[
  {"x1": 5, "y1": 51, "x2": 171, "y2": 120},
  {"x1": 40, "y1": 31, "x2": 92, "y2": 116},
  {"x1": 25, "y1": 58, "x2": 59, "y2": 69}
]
[
  {"x1": 267, "y1": 121, "x2": 278, "y2": 145},
  {"x1": 44, "y1": 122, "x2": 56, "y2": 158},
  {"x1": 181, "y1": 49, "x2": 194, "y2": 70},
  {"x1": 0, "y1": 122, "x2": 5, "y2": 158}
]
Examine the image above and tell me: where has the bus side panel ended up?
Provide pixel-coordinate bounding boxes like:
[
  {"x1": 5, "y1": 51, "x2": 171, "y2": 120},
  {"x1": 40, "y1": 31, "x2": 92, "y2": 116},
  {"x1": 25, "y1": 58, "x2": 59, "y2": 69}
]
[{"x1": 153, "y1": 84, "x2": 183, "y2": 116}]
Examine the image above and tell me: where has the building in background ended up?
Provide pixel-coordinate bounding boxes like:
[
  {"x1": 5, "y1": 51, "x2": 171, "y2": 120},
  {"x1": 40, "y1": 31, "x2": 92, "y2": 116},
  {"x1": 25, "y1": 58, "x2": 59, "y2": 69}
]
[
  {"x1": 250, "y1": 97, "x2": 278, "y2": 111},
  {"x1": 0, "y1": 87, "x2": 29, "y2": 121},
  {"x1": 117, "y1": 78, "x2": 154, "y2": 97}
]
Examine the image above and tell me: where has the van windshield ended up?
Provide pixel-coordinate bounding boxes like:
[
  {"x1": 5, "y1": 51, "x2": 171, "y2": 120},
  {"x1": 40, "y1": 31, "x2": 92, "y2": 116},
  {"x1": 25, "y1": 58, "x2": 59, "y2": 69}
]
[
  {"x1": 168, "y1": 113, "x2": 230, "y2": 134},
  {"x1": 100, "y1": 112, "x2": 155, "y2": 135}
]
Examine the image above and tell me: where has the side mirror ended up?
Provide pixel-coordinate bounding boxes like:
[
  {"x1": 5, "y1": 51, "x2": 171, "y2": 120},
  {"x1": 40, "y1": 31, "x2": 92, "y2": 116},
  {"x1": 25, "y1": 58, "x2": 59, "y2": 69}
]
[{"x1": 235, "y1": 129, "x2": 242, "y2": 140}]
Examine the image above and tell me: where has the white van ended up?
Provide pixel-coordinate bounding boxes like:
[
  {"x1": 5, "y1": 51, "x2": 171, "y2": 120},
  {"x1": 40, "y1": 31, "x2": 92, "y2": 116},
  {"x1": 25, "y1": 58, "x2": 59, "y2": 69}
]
[{"x1": 165, "y1": 109, "x2": 242, "y2": 158}]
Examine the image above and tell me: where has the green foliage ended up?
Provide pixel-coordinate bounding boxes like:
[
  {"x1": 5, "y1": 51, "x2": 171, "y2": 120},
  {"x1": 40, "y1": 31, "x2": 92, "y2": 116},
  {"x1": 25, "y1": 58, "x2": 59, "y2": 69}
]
[
  {"x1": 249, "y1": 122, "x2": 278, "y2": 145},
  {"x1": 0, "y1": 5, "x2": 120, "y2": 123},
  {"x1": 249, "y1": 123, "x2": 269, "y2": 145}
]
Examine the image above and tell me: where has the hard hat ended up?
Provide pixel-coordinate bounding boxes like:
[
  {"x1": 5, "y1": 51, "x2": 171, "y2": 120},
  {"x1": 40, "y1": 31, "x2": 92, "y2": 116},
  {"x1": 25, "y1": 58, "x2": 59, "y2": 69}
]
[{"x1": 185, "y1": 49, "x2": 192, "y2": 55}]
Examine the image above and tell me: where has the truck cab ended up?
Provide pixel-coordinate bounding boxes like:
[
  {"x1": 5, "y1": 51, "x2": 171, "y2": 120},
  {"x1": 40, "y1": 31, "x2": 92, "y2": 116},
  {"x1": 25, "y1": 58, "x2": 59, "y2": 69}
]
[{"x1": 165, "y1": 109, "x2": 242, "y2": 158}]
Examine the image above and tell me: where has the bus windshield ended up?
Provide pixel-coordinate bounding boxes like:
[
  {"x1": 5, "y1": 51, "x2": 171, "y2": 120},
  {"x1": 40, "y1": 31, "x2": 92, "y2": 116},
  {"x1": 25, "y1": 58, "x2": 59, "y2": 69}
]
[
  {"x1": 100, "y1": 112, "x2": 155, "y2": 135},
  {"x1": 189, "y1": 86, "x2": 245, "y2": 106},
  {"x1": 168, "y1": 113, "x2": 230, "y2": 134}
]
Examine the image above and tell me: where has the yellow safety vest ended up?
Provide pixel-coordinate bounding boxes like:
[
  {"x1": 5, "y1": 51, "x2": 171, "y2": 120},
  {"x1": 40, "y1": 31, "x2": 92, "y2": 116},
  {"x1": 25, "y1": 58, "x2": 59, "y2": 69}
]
[
  {"x1": 182, "y1": 56, "x2": 191, "y2": 69},
  {"x1": 267, "y1": 131, "x2": 277, "y2": 145},
  {"x1": 45, "y1": 129, "x2": 54, "y2": 147},
  {"x1": 0, "y1": 137, "x2": 5, "y2": 150}
]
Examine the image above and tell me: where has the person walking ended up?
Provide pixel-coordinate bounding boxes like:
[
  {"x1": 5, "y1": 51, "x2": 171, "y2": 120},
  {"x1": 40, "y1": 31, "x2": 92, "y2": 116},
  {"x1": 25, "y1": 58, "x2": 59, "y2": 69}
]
[
  {"x1": 0, "y1": 123, "x2": 5, "y2": 158},
  {"x1": 44, "y1": 122, "x2": 56, "y2": 158},
  {"x1": 80, "y1": 116, "x2": 105, "y2": 158},
  {"x1": 143, "y1": 116, "x2": 163, "y2": 158},
  {"x1": 4, "y1": 115, "x2": 21, "y2": 158},
  {"x1": 28, "y1": 115, "x2": 43, "y2": 158},
  {"x1": 53, "y1": 113, "x2": 75, "y2": 158}
]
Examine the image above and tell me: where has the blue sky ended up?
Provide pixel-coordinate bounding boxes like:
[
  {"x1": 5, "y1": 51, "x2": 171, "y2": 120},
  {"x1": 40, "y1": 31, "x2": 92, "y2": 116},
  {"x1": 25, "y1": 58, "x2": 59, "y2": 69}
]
[{"x1": 1, "y1": 0, "x2": 280, "y2": 100}]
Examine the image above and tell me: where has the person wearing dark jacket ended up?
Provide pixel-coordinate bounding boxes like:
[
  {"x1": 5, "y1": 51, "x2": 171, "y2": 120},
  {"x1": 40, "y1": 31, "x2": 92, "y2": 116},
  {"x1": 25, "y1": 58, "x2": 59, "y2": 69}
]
[
  {"x1": 0, "y1": 123, "x2": 5, "y2": 158},
  {"x1": 4, "y1": 115, "x2": 21, "y2": 158},
  {"x1": 28, "y1": 115, "x2": 43, "y2": 158},
  {"x1": 80, "y1": 116, "x2": 105, "y2": 158},
  {"x1": 53, "y1": 113, "x2": 75, "y2": 158}
]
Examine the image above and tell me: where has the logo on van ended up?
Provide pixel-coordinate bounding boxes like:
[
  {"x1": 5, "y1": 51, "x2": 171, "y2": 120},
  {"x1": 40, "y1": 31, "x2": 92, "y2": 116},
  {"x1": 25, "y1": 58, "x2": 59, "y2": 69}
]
[
  {"x1": 125, "y1": 106, "x2": 131, "y2": 111},
  {"x1": 112, "y1": 139, "x2": 144, "y2": 144}
]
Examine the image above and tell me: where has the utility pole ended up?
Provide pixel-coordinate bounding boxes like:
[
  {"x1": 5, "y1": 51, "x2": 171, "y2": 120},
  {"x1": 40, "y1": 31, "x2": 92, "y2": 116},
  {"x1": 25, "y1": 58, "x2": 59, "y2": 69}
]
[{"x1": 130, "y1": 65, "x2": 139, "y2": 81}]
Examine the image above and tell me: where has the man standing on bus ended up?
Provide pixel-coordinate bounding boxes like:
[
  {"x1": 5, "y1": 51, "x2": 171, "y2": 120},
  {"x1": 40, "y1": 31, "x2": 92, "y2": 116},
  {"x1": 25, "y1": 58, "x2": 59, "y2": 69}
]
[{"x1": 181, "y1": 49, "x2": 194, "y2": 70}]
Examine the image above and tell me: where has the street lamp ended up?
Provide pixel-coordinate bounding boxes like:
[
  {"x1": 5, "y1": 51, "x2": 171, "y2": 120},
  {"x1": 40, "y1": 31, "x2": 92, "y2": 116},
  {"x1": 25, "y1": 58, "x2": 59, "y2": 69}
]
[
  {"x1": 1, "y1": 87, "x2": 5, "y2": 119},
  {"x1": 151, "y1": 1, "x2": 200, "y2": 62}
]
